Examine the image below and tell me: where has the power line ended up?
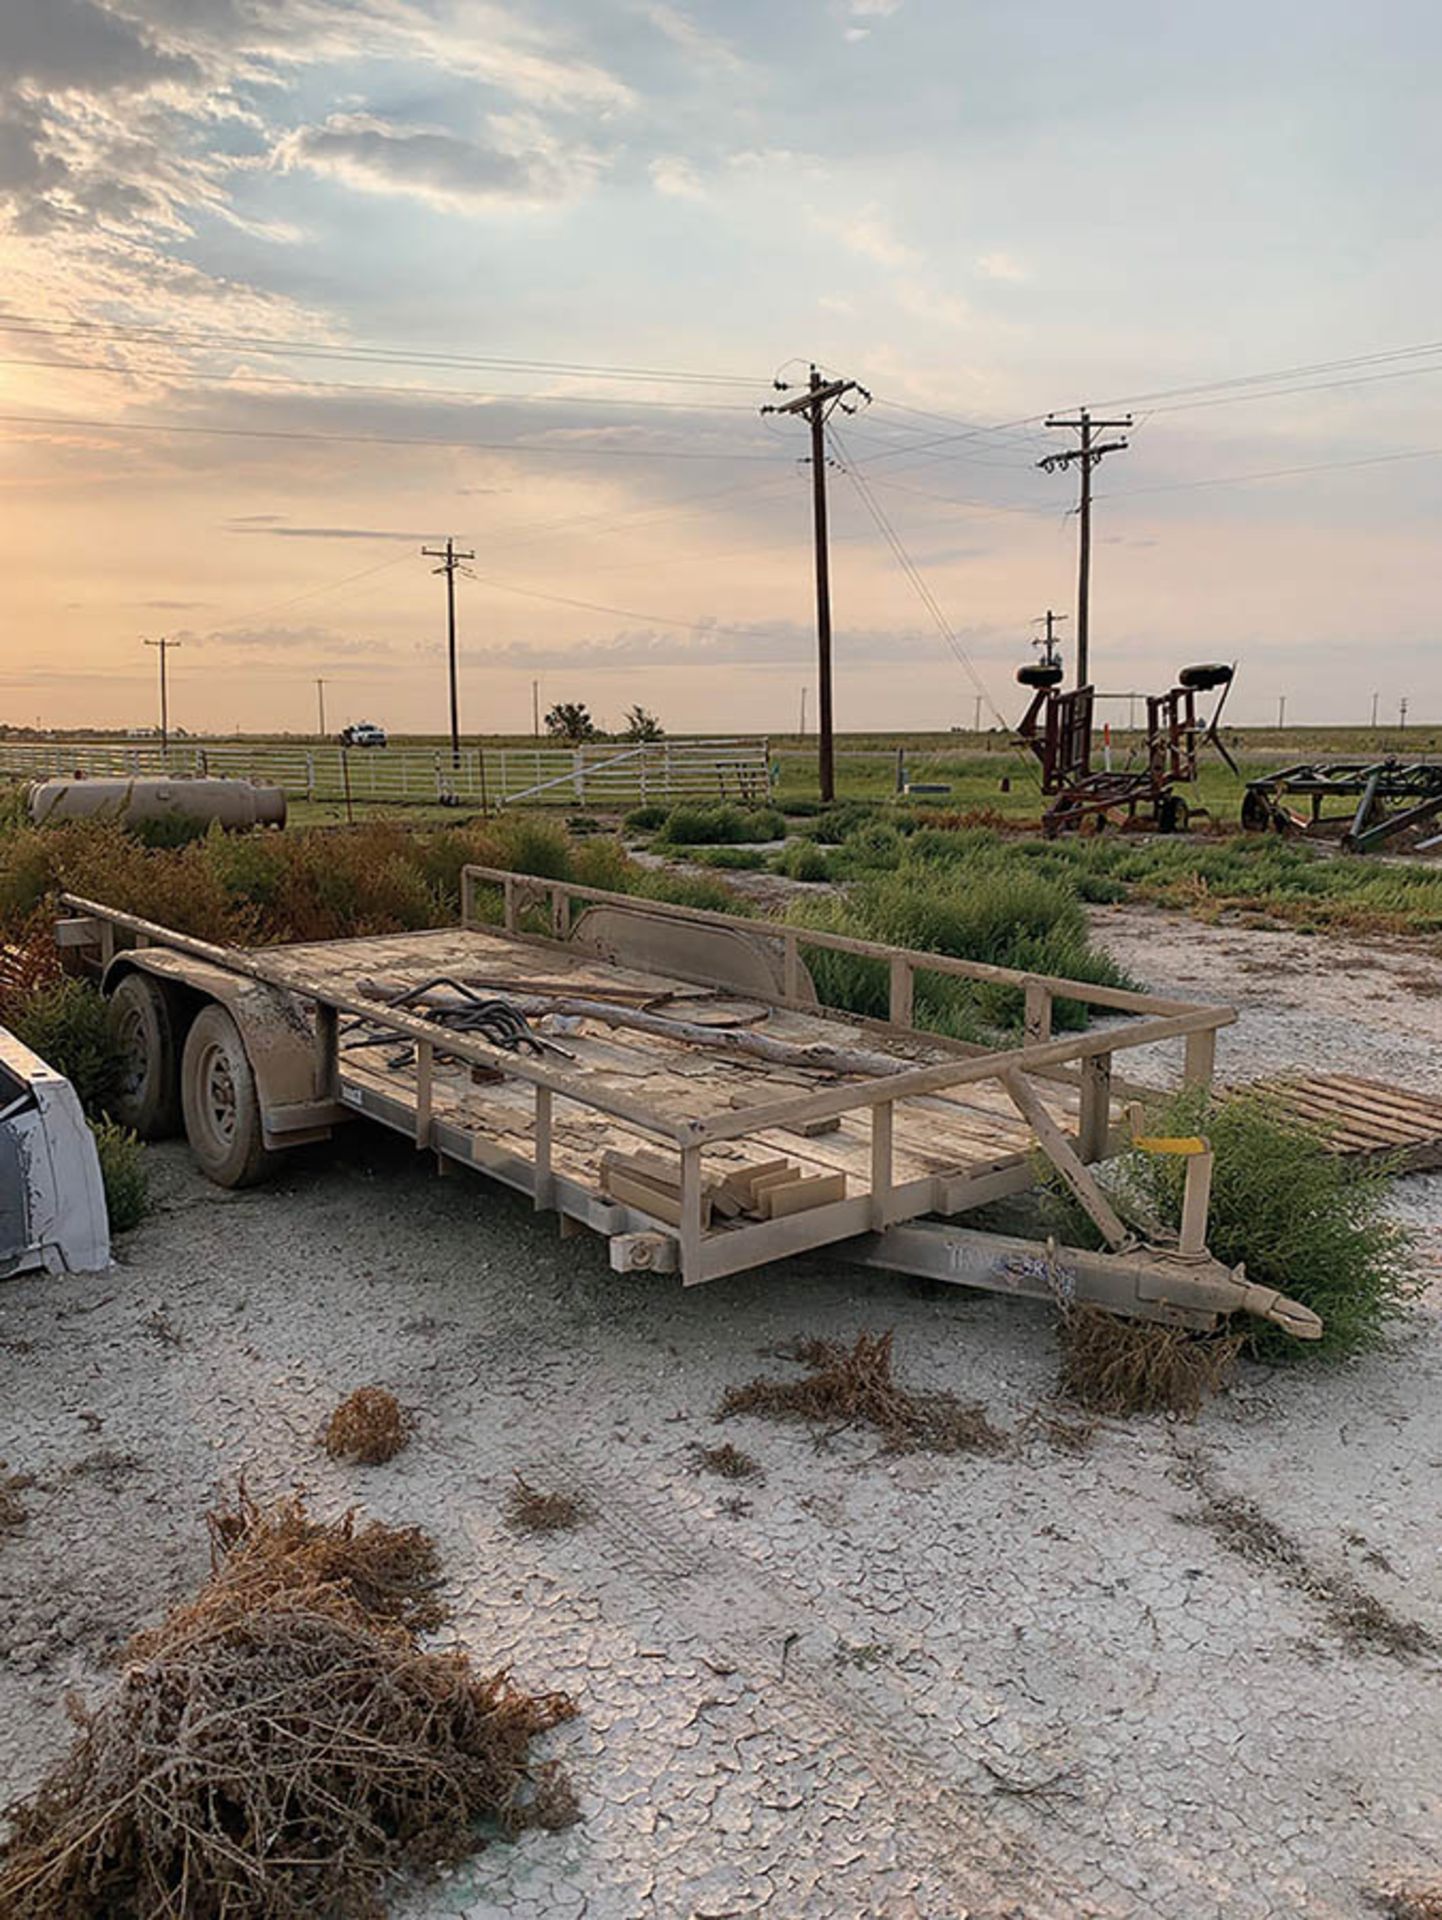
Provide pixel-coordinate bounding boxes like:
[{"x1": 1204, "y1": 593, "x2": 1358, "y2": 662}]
[
  {"x1": 828, "y1": 423, "x2": 1017, "y2": 738},
  {"x1": 0, "y1": 314, "x2": 763, "y2": 387},
  {"x1": 1096, "y1": 442, "x2": 1442, "y2": 501},
  {"x1": 0, "y1": 351, "x2": 759, "y2": 413},
  {"x1": 0, "y1": 410, "x2": 784, "y2": 462}
]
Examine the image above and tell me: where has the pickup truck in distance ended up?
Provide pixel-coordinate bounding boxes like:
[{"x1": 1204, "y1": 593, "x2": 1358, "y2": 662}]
[{"x1": 338, "y1": 722, "x2": 387, "y2": 748}]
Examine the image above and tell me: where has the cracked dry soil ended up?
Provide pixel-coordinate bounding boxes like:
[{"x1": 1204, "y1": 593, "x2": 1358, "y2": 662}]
[{"x1": 2, "y1": 905, "x2": 1441, "y2": 1919}]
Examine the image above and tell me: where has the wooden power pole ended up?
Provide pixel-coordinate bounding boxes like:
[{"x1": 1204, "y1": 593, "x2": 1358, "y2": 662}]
[
  {"x1": 1039, "y1": 410, "x2": 1132, "y2": 689},
  {"x1": 144, "y1": 636, "x2": 180, "y2": 756},
  {"x1": 762, "y1": 365, "x2": 870, "y2": 802},
  {"x1": 421, "y1": 536, "x2": 475, "y2": 766}
]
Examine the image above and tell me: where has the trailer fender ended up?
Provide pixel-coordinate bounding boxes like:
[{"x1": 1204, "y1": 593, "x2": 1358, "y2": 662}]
[{"x1": 102, "y1": 950, "x2": 342, "y2": 1147}]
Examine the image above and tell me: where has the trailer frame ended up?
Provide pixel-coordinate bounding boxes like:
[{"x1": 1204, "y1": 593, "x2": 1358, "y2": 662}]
[{"x1": 57, "y1": 869, "x2": 1319, "y2": 1337}]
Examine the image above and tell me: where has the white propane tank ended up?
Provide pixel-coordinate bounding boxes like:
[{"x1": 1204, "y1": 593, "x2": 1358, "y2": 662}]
[{"x1": 26, "y1": 777, "x2": 286, "y2": 831}]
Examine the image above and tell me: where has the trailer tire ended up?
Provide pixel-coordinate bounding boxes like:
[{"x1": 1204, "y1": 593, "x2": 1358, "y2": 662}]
[
  {"x1": 107, "y1": 973, "x2": 183, "y2": 1139},
  {"x1": 181, "y1": 1003, "x2": 275, "y2": 1188}
]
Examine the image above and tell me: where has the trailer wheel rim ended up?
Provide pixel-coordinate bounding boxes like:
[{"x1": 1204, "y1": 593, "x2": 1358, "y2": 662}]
[
  {"x1": 197, "y1": 1040, "x2": 238, "y2": 1144},
  {"x1": 114, "y1": 998, "x2": 151, "y2": 1100}
]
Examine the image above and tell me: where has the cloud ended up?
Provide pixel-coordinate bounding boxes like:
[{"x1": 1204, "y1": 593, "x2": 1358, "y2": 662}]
[
  {"x1": 842, "y1": 0, "x2": 904, "y2": 38},
  {"x1": 641, "y1": 3, "x2": 744, "y2": 74},
  {"x1": 273, "y1": 112, "x2": 599, "y2": 212},
  {"x1": 0, "y1": 0, "x2": 194, "y2": 92},
  {"x1": 977, "y1": 251, "x2": 1027, "y2": 282},
  {"x1": 223, "y1": 521, "x2": 437, "y2": 540},
  {"x1": 649, "y1": 154, "x2": 704, "y2": 199},
  {"x1": 187, "y1": 621, "x2": 397, "y2": 657},
  {"x1": 471, "y1": 617, "x2": 1002, "y2": 673},
  {"x1": 821, "y1": 203, "x2": 917, "y2": 268}
]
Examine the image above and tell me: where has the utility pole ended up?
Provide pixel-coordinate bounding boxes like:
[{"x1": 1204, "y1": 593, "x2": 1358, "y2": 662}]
[
  {"x1": 532, "y1": 680, "x2": 540, "y2": 739},
  {"x1": 1038, "y1": 410, "x2": 1132, "y2": 689},
  {"x1": 973, "y1": 694, "x2": 982, "y2": 735},
  {"x1": 1370, "y1": 690, "x2": 1380, "y2": 729},
  {"x1": 1278, "y1": 694, "x2": 1287, "y2": 729},
  {"x1": 762, "y1": 365, "x2": 871, "y2": 802},
  {"x1": 144, "y1": 636, "x2": 179, "y2": 756},
  {"x1": 798, "y1": 685, "x2": 807, "y2": 737},
  {"x1": 421, "y1": 536, "x2": 475, "y2": 766},
  {"x1": 1031, "y1": 609, "x2": 1067, "y2": 673},
  {"x1": 1400, "y1": 697, "x2": 1409, "y2": 728},
  {"x1": 315, "y1": 678, "x2": 327, "y2": 740}
]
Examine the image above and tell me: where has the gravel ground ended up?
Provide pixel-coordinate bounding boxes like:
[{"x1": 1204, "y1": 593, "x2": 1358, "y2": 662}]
[{"x1": 3, "y1": 906, "x2": 1441, "y2": 1919}]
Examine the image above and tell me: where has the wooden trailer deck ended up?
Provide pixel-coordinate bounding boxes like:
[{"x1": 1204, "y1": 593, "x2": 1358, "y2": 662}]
[
  {"x1": 261, "y1": 921, "x2": 1098, "y2": 1227},
  {"x1": 62, "y1": 867, "x2": 1237, "y2": 1289}
]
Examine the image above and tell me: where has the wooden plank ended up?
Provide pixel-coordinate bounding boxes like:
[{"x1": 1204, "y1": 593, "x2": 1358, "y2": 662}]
[
  {"x1": 602, "y1": 1166, "x2": 713, "y2": 1232},
  {"x1": 1292, "y1": 1075, "x2": 1442, "y2": 1131},
  {"x1": 763, "y1": 1172, "x2": 849, "y2": 1219}
]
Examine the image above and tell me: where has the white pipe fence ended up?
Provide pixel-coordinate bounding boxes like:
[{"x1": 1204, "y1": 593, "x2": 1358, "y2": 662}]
[{"x1": 0, "y1": 737, "x2": 772, "y2": 810}]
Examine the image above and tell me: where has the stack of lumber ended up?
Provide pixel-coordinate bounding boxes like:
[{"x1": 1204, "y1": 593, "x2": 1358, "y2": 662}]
[{"x1": 599, "y1": 1151, "x2": 847, "y2": 1228}]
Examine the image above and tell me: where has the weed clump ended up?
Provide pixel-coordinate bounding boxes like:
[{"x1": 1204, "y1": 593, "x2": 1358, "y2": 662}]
[
  {"x1": 321, "y1": 1385, "x2": 414, "y2": 1465},
  {"x1": 0, "y1": 1490, "x2": 577, "y2": 1920},
  {"x1": 0, "y1": 1463, "x2": 34, "y2": 1531},
  {"x1": 775, "y1": 842, "x2": 832, "y2": 884},
  {"x1": 688, "y1": 1440, "x2": 763, "y2": 1481},
  {"x1": 655, "y1": 802, "x2": 785, "y2": 846},
  {"x1": 1376, "y1": 1888, "x2": 1442, "y2": 1919},
  {"x1": 787, "y1": 845, "x2": 1133, "y2": 1042},
  {"x1": 505, "y1": 1476, "x2": 587, "y2": 1534},
  {"x1": 7, "y1": 978, "x2": 127, "y2": 1116},
  {"x1": 91, "y1": 1120, "x2": 148, "y2": 1232},
  {"x1": 1057, "y1": 1303, "x2": 1243, "y2": 1417},
  {"x1": 720, "y1": 1330, "x2": 1007, "y2": 1457}
]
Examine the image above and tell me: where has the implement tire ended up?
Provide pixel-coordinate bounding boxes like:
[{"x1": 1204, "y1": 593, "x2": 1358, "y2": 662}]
[
  {"x1": 107, "y1": 973, "x2": 183, "y2": 1139},
  {"x1": 181, "y1": 1003, "x2": 275, "y2": 1189}
]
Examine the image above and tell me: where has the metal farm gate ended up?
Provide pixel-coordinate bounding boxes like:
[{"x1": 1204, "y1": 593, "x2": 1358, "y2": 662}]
[{"x1": 0, "y1": 737, "x2": 771, "y2": 810}]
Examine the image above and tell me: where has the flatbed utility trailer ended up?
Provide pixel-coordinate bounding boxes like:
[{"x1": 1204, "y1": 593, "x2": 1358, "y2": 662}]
[{"x1": 57, "y1": 868, "x2": 1319, "y2": 1339}]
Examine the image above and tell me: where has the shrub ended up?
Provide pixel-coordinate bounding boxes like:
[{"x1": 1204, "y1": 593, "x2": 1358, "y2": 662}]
[
  {"x1": 1049, "y1": 1089, "x2": 1421, "y2": 1362},
  {"x1": 787, "y1": 859, "x2": 1132, "y2": 1041},
  {"x1": 131, "y1": 812, "x2": 211, "y2": 850},
  {"x1": 655, "y1": 803, "x2": 784, "y2": 846},
  {"x1": 633, "y1": 871, "x2": 749, "y2": 915},
  {"x1": 775, "y1": 843, "x2": 832, "y2": 884},
  {"x1": 807, "y1": 800, "x2": 881, "y2": 844},
  {"x1": 91, "y1": 1119, "x2": 149, "y2": 1232},
  {"x1": 8, "y1": 979, "x2": 126, "y2": 1117},
  {"x1": 622, "y1": 801, "x2": 670, "y2": 833},
  {"x1": 693, "y1": 846, "x2": 769, "y2": 870},
  {"x1": 571, "y1": 835, "x2": 636, "y2": 893}
]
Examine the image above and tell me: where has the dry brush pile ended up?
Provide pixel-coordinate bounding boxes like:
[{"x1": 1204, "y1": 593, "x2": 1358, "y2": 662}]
[
  {"x1": 322, "y1": 1387, "x2": 415, "y2": 1465},
  {"x1": 0, "y1": 1490, "x2": 577, "y2": 1920},
  {"x1": 721, "y1": 1330, "x2": 1008, "y2": 1457}
]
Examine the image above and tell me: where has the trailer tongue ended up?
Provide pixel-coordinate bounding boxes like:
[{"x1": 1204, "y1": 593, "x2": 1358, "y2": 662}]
[{"x1": 59, "y1": 866, "x2": 1319, "y2": 1341}]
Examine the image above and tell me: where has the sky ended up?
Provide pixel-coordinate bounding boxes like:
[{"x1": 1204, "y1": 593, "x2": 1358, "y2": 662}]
[{"x1": 1, "y1": 0, "x2": 1439, "y2": 738}]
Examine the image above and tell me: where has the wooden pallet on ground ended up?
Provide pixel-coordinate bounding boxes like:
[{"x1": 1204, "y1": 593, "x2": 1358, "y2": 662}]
[{"x1": 1237, "y1": 1073, "x2": 1442, "y2": 1173}]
